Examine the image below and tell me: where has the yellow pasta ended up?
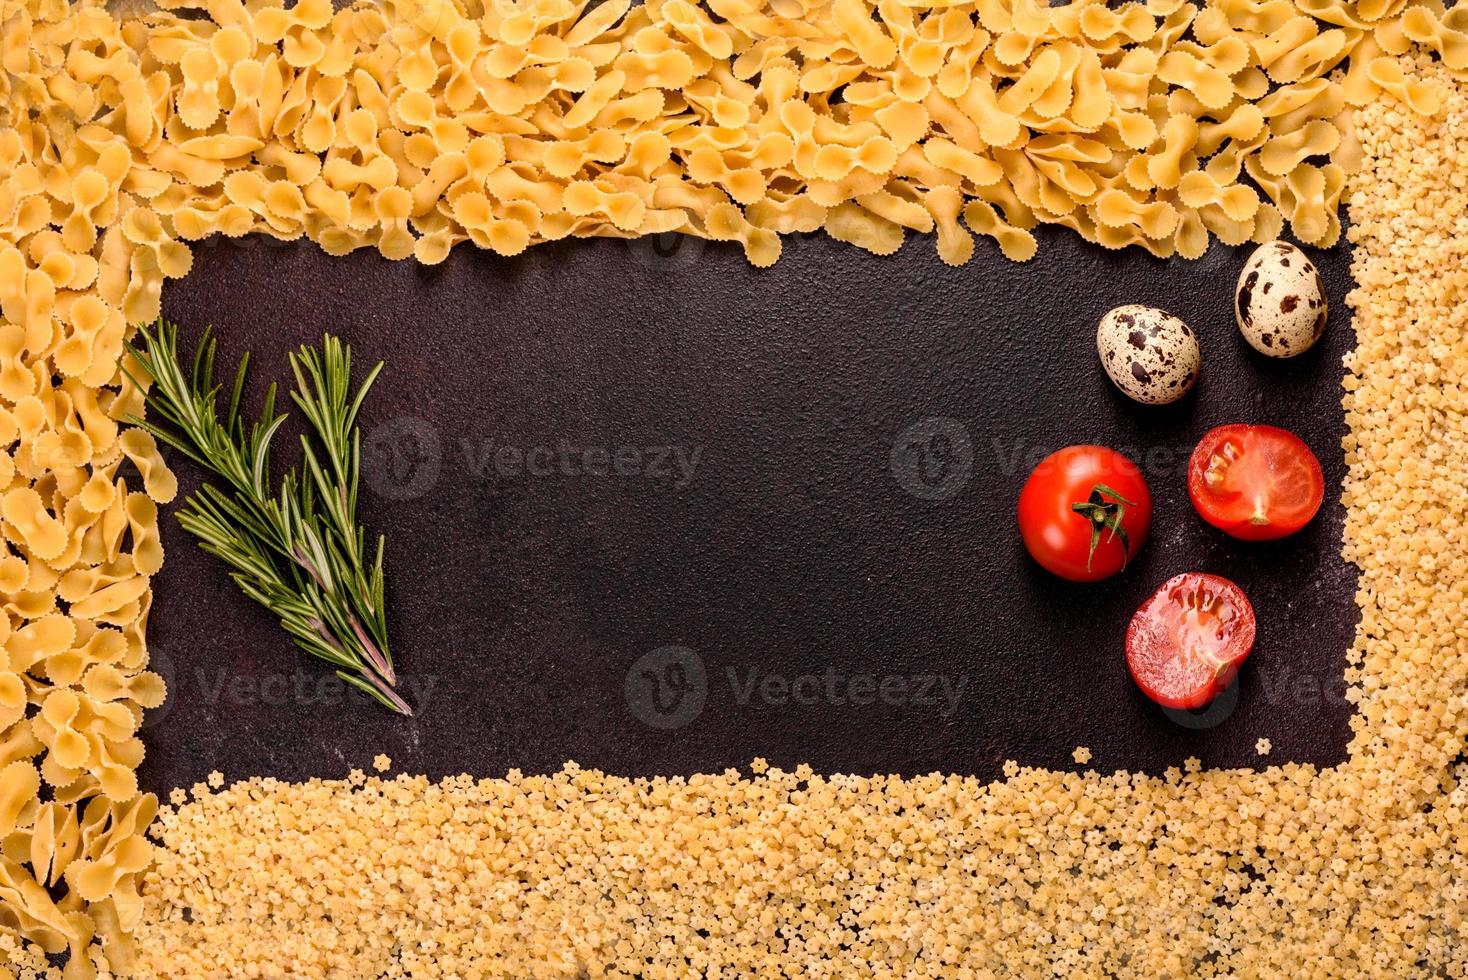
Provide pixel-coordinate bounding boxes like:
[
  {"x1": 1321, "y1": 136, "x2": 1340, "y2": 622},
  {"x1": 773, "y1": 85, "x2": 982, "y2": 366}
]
[
  {"x1": 1367, "y1": 54, "x2": 1445, "y2": 113},
  {"x1": 0, "y1": 0, "x2": 1456, "y2": 969}
]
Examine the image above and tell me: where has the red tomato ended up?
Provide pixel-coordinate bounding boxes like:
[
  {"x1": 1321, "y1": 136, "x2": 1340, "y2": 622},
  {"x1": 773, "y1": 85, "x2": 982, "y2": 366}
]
[
  {"x1": 1126, "y1": 572, "x2": 1256, "y2": 710},
  {"x1": 1188, "y1": 424, "x2": 1324, "y2": 541},
  {"x1": 1017, "y1": 446, "x2": 1152, "y2": 582}
]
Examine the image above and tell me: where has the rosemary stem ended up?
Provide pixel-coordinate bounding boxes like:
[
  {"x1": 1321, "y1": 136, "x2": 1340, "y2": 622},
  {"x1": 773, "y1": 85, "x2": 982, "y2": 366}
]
[
  {"x1": 126, "y1": 320, "x2": 410, "y2": 715},
  {"x1": 349, "y1": 616, "x2": 397, "y2": 685},
  {"x1": 367, "y1": 674, "x2": 414, "y2": 716}
]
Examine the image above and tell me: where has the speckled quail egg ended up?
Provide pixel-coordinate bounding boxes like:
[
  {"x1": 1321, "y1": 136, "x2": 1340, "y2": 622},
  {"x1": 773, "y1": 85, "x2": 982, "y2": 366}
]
[
  {"x1": 1235, "y1": 240, "x2": 1328, "y2": 358},
  {"x1": 1096, "y1": 305, "x2": 1201, "y2": 405}
]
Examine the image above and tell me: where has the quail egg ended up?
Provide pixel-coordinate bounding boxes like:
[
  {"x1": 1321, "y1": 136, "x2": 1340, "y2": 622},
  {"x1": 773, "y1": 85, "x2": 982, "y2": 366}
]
[
  {"x1": 1097, "y1": 304, "x2": 1201, "y2": 405},
  {"x1": 1235, "y1": 240, "x2": 1328, "y2": 357}
]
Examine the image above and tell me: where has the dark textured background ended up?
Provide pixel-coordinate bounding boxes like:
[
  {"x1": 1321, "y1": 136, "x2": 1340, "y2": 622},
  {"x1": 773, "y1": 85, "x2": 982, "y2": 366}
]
[{"x1": 139, "y1": 227, "x2": 1358, "y2": 791}]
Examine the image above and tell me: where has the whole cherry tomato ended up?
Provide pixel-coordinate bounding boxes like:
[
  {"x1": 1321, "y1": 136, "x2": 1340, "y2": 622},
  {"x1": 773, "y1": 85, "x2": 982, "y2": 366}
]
[{"x1": 1017, "y1": 446, "x2": 1153, "y2": 582}]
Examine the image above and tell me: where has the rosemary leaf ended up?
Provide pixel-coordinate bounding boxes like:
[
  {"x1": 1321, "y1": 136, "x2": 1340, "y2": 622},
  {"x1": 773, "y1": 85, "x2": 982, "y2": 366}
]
[{"x1": 125, "y1": 319, "x2": 411, "y2": 715}]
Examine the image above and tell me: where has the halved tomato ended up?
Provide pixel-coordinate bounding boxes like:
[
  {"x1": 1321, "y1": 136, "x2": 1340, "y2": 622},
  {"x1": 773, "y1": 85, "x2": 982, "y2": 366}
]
[
  {"x1": 1126, "y1": 572, "x2": 1256, "y2": 710},
  {"x1": 1187, "y1": 424, "x2": 1324, "y2": 541}
]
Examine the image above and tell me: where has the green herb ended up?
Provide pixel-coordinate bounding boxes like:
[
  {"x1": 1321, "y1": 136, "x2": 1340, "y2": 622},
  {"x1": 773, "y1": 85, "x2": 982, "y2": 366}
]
[
  {"x1": 1071, "y1": 483, "x2": 1137, "y2": 575},
  {"x1": 124, "y1": 319, "x2": 410, "y2": 715}
]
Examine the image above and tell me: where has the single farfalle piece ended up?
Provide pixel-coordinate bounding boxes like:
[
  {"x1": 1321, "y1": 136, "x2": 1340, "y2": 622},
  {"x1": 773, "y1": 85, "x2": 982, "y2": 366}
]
[
  {"x1": 564, "y1": 176, "x2": 647, "y2": 233},
  {"x1": 923, "y1": 185, "x2": 974, "y2": 266},
  {"x1": 70, "y1": 794, "x2": 157, "y2": 901},
  {"x1": 115, "y1": 428, "x2": 177, "y2": 504},
  {"x1": 8, "y1": 614, "x2": 75, "y2": 679},
  {"x1": 27, "y1": 801, "x2": 81, "y2": 888},
  {"x1": 68, "y1": 574, "x2": 150, "y2": 626},
  {"x1": 3, "y1": 488, "x2": 67, "y2": 563},
  {"x1": 663, "y1": 0, "x2": 736, "y2": 60},
  {"x1": 1258, "y1": 118, "x2": 1340, "y2": 176},
  {"x1": 451, "y1": 189, "x2": 531, "y2": 254},
  {"x1": 831, "y1": 0, "x2": 897, "y2": 69},
  {"x1": 1144, "y1": 114, "x2": 1201, "y2": 190},
  {"x1": 1157, "y1": 48, "x2": 1235, "y2": 108},
  {"x1": 545, "y1": 130, "x2": 630, "y2": 180},
  {"x1": 1095, "y1": 186, "x2": 1183, "y2": 240},
  {"x1": 176, "y1": 46, "x2": 222, "y2": 130},
  {"x1": 963, "y1": 198, "x2": 1038, "y2": 261},
  {"x1": 0, "y1": 761, "x2": 40, "y2": 838},
  {"x1": 705, "y1": 200, "x2": 781, "y2": 266},
  {"x1": 823, "y1": 199, "x2": 904, "y2": 255},
  {"x1": 120, "y1": 242, "x2": 166, "y2": 325},
  {"x1": 38, "y1": 689, "x2": 91, "y2": 773},
  {"x1": 0, "y1": 671, "x2": 26, "y2": 731},
  {"x1": 1366, "y1": 54, "x2": 1445, "y2": 114},
  {"x1": 80, "y1": 662, "x2": 166, "y2": 712},
  {"x1": 1178, "y1": 169, "x2": 1260, "y2": 223},
  {"x1": 1401, "y1": 6, "x2": 1468, "y2": 73}
]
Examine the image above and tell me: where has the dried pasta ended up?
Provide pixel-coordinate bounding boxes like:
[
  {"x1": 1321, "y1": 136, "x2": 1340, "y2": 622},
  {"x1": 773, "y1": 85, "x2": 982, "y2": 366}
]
[{"x1": 0, "y1": 0, "x2": 1457, "y2": 970}]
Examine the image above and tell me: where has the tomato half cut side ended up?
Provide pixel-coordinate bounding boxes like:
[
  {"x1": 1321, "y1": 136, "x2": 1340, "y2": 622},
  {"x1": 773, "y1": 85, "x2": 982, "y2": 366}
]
[
  {"x1": 1188, "y1": 424, "x2": 1324, "y2": 541},
  {"x1": 1126, "y1": 572, "x2": 1257, "y2": 710}
]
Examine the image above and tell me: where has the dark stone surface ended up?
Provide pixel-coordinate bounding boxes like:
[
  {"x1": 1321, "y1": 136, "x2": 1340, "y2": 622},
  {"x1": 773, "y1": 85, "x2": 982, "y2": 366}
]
[{"x1": 140, "y1": 227, "x2": 1358, "y2": 791}]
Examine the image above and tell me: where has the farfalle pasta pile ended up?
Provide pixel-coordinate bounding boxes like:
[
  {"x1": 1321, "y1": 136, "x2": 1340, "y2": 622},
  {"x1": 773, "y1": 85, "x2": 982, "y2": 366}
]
[
  {"x1": 4, "y1": 0, "x2": 1466, "y2": 276},
  {"x1": 0, "y1": 0, "x2": 1462, "y2": 972}
]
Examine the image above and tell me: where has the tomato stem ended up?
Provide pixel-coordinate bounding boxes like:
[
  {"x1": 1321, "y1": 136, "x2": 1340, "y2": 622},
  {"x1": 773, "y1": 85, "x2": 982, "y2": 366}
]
[{"x1": 1071, "y1": 483, "x2": 1137, "y2": 573}]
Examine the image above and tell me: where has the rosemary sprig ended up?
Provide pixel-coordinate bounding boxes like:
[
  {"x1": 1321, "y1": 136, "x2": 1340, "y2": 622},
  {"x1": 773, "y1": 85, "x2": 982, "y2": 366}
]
[{"x1": 124, "y1": 319, "x2": 410, "y2": 715}]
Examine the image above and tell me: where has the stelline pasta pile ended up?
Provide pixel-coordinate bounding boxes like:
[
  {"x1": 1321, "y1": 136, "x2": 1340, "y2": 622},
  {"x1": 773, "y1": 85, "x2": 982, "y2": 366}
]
[{"x1": 0, "y1": 0, "x2": 1465, "y2": 974}]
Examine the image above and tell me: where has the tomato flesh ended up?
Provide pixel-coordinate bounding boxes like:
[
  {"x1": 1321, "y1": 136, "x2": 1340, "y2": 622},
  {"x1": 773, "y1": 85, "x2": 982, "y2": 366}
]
[
  {"x1": 1126, "y1": 572, "x2": 1256, "y2": 710},
  {"x1": 1188, "y1": 424, "x2": 1324, "y2": 541},
  {"x1": 1017, "y1": 446, "x2": 1152, "y2": 582}
]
